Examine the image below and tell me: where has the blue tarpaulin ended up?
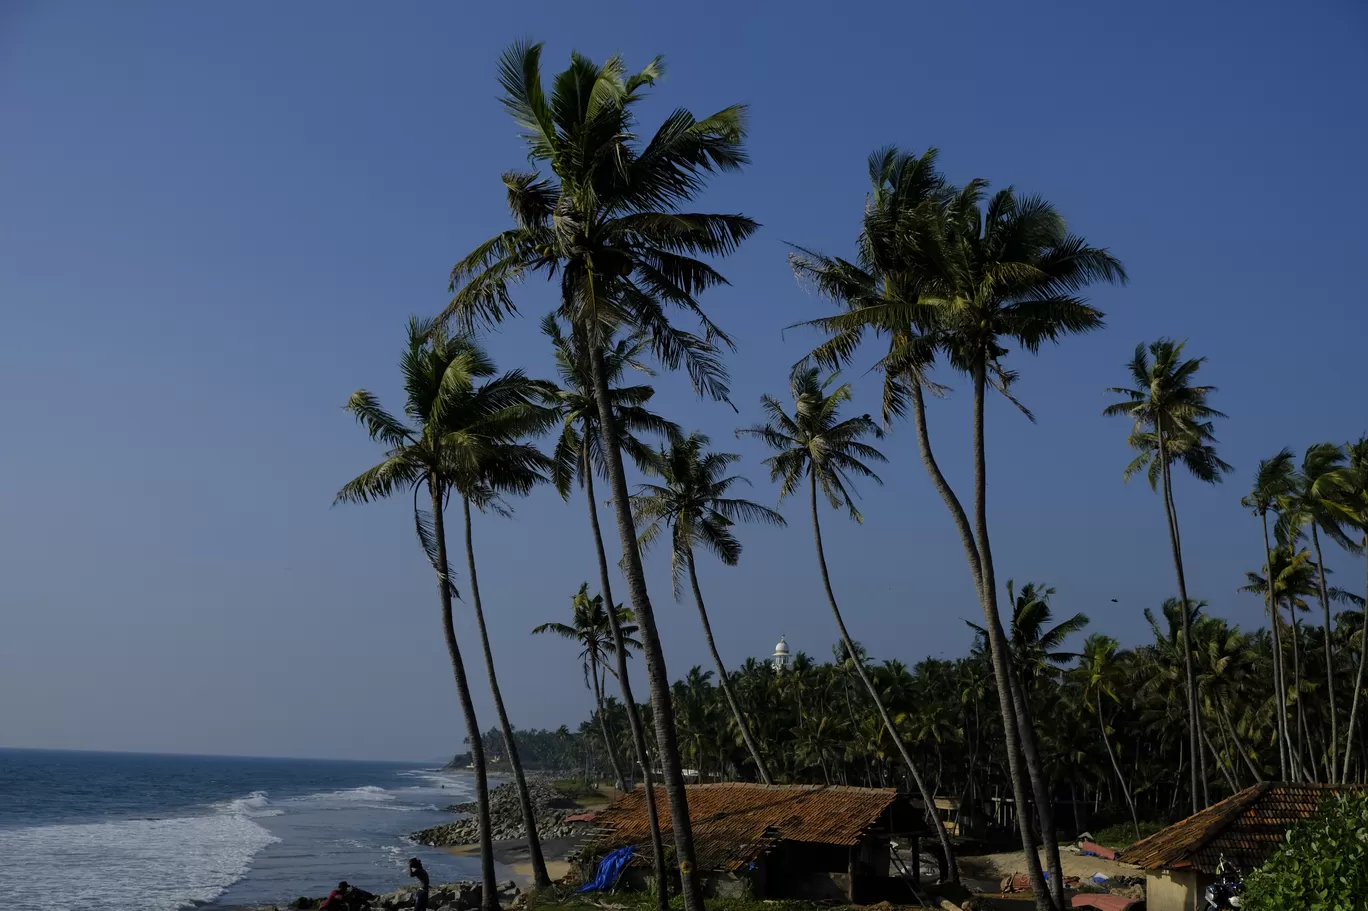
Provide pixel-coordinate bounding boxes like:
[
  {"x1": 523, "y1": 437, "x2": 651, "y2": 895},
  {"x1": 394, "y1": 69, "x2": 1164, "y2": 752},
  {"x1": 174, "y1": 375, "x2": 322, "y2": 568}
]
[{"x1": 578, "y1": 845, "x2": 635, "y2": 893}]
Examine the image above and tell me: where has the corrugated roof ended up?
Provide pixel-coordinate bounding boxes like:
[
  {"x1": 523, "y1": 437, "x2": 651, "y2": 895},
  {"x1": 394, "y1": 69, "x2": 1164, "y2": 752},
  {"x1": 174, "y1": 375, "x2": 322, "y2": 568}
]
[
  {"x1": 590, "y1": 783, "x2": 907, "y2": 872},
  {"x1": 1124, "y1": 783, "x2": 1368, "y2": 874}
]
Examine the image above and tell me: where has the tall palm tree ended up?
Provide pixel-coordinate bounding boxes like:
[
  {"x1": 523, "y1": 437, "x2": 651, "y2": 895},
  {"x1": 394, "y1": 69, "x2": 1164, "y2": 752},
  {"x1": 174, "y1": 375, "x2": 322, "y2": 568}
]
[
  {"x1": 738, "y1": 367, "x2": 959, "y2": 882},
  {"x1": 1242, "y1": 449, "x2": 1296, "y2": 780},
  {"x1": 1104, "y1": 338, "x2": 1230, "y2": 811},
  {"x1": 631, "y1": 432, "x2": 786, "y2": 783},
  {"x1": 792, "y1": 152, "x2": 1124, "y2": 909},
  {"x1": 1343, "y1": 435, "x2": 1368, "y2": 782},
  {"x1": 430, "y1": 338, "x2": 559, "y2": 889},
  {"x1": 533, "y1": 584, "x2": 642, "y2": 788},
  {"x1": 334, "y1": 319, "x2": 499, "y2": 910},
  {"x1": 1280, "y1": 441, "x2": 1362, "y2": 781},
  {"x1": 444, "y1": 45, "x2": 756, "y2": 911},
  {"x1": 539, "y1": 316, "x2": 675, "y2": 906},
  {"x1": 1073, "y1": 635, "x2": 1140, "y2": 839}
]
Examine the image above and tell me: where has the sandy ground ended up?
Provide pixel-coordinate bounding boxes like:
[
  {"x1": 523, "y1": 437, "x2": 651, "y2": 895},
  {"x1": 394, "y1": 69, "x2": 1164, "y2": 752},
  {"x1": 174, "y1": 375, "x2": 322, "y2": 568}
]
[
  {"x1": 443, "y1": 835, "x2": 581, "y2": 885},
  {"x1": 956, "y1": 847, "x2": 1142, "y2": 893}
]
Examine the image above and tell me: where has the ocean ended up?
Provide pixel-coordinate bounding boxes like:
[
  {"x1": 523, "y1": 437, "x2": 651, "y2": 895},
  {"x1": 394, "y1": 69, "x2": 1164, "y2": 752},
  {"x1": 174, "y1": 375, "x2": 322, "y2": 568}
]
[{"x1": 0, "y1": 748, "x2": 493, "y2": 911}]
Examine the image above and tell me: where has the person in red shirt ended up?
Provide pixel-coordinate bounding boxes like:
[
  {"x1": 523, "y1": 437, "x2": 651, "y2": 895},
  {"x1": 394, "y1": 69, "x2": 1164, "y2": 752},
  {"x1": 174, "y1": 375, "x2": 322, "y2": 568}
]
[{"x1": 319, "y1": 881, "x2": 375, "y2": 910}]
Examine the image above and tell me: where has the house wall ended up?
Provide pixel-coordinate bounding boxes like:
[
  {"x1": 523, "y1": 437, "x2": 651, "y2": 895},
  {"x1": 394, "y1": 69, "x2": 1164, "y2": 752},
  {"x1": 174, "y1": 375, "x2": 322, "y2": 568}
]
[{"x1": 1146, "y1": 868, "x2": 1214, "y2": 911}]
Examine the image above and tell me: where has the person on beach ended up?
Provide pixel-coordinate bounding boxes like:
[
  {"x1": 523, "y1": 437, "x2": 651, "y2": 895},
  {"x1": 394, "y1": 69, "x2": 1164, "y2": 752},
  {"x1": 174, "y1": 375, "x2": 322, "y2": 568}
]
[
  {"x1": 319, "y1": 881, "x2": 374, "y2": 910},
  {"x1": 408, "y1": 858, "x2": 430, "y2": 911}
]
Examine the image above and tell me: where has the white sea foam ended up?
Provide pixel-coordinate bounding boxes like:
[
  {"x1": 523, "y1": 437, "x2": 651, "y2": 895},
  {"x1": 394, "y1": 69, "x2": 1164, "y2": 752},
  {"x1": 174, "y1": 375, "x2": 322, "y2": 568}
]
[{"x1": 0, "y1": 799, "x2": 280, "y2": 911}]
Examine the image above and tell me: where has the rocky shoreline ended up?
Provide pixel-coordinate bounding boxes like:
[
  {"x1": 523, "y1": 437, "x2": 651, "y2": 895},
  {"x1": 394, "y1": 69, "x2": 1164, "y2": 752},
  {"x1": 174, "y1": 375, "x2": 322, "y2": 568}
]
[
  {"x1": 251, "y1": 878, "x2": 522, "y2": 911},
  {"x1": 411, "y1": 780, "x2": 585, "y2": 846}
]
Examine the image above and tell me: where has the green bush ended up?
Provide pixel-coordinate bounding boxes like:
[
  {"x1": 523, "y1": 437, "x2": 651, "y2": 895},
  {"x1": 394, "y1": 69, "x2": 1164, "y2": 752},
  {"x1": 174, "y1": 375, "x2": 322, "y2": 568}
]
[{"x1": 1242, "y1": 793, "x2": 1368, "y2": 911}]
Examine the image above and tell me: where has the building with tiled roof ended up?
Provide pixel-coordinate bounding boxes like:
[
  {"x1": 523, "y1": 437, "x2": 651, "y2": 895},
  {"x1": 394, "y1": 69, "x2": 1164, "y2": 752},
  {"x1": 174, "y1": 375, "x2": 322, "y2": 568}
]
[
  {"x1": 1125, "y1": 782, "x2": 1368, "y2": 911},
  {"x1": 584, "y1": 782, "x2": 930, "y2": 901}
]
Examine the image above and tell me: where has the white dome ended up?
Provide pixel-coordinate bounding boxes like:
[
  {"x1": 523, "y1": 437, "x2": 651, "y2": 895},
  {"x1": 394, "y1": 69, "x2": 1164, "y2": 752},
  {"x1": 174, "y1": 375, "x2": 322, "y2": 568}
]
[{"x1": 773, "y1": 636, "x2": 789, "y2": 655}]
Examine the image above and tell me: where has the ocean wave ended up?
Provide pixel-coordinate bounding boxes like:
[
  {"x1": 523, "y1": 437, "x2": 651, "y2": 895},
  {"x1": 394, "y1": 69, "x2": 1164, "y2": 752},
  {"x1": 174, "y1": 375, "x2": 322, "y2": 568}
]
[
  {"x1": 286, "y1": 785, "x2": 396, "y2": 804},
  {"x1": 221, "y1": 790, "x2": 285, "y2": 818},
  {"x1": 0, "y1": 808, "x2": 279, "y2": 911}
]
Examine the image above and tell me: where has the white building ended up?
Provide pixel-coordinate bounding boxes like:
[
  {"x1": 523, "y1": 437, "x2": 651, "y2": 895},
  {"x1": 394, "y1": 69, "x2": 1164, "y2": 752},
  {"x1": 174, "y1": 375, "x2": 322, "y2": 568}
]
[{"x1": 772, "y1": 635, "x2": 790, "y2": 670}]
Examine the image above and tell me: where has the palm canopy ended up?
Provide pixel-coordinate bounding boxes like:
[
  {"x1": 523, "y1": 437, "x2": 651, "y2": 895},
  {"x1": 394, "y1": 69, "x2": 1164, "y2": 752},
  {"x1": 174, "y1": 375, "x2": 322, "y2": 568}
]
[
  {"x1": 532, "y1": 583, "x2": 641, "y2": 689},
  {"x1": 1103, "y1": 338, "x2": 1232, "y2": 487},
  {"x1": 1074, "y1": 634, "x2": 1127, "y2": 707},
  {"x1": 1238, "y1": 544, "x2": 1363, "y2": 614},
  {"x1": 796, "y1": 160, "x2": 1126, "y2": 412},
  {"x1": 970, "y1": 581, "x2": 1089, "y2": 681},
  {"x1": 538, "y1": 314, "x2": 678, "y2": 496},
  {"x1": 736, "y1": 368, "x2": 887, "y2": 521},
  {"x1": 1243, "y1": 448, "x2": 1296, "y2": 517},
  {"x1": 335, "y1": 319, "x2": 551, "y2": 582},
  {"x1": 1278, "y1": 442, "x2": 1364, "y2": 553},
  {"x1": 444, "y1": 42, "x2": 757, "y2": 400},
  {"x1": 630, "y1": 431, "x2": 786, "y2": 595},
  {"x1": 787, "y1": 147, "x2": 951, "y2": 422}
]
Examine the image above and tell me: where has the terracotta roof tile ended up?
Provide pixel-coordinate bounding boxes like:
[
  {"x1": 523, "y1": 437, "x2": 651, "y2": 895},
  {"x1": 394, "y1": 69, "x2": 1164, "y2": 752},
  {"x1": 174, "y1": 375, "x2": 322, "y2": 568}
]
[
  {"x1": 590, "y1": 783, "x2": 907, "y2": 872},
  {"x1": 1124, "y1": 783, "x2": 1368, "y2": 874}
]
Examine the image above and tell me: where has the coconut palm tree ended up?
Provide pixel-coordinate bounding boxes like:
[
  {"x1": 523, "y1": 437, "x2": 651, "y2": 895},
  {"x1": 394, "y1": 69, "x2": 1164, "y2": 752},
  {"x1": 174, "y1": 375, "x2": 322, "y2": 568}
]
[
  {"x1": 1074, "y1": 634, "x2": 1140, "y2": 839},
  {"x1": 1343, "y1": 435, "x2": 1368, "y2": 781},
  {"x1": 1104, "y1": 338, "x2": 1230, "y2": 811},
  {"x1": 792, "y1": 153, "x2": 1124, "y2": 909},
  {"x1": 631, "y1": 432, "x2": 785, "y2": 783},
  {"x1": 444, "y1": 45, "x2": 756, "y2": 910},
  {"x1": 738, "y1": 367, "x2": 959, "y2": 882},
  {"x1": 538, "y1": 315, "x2": 675, "y2": 905},
  {"x1": 1242, "y1": 448, "x2": 1297, "y2": 780},
  {"x1": 428, "y1": 338, "x2": 560, "y2": 889},
  {"x1": 533, "y1": 584, "x2": 641, "y2": 787},
  {"x1": 1279, "y1": 442, "x2": 1363, "y2": 781},
  {"x1": 334, "y1": 319, "x2": 500, "y2": 909}
]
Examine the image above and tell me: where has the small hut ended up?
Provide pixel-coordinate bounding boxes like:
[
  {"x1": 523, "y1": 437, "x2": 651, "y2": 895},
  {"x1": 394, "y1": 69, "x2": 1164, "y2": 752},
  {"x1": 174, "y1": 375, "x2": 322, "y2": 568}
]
[
  {"x1": 1124, "y1": 782, "x2": 1368, "y2": 911},
  {"x1": 585, "y1": 783, "x2": 929, "y2": 902}
]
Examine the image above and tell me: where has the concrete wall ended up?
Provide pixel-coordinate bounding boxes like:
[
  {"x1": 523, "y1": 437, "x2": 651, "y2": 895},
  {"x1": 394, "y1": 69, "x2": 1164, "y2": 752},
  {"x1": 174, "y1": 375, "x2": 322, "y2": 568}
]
[{"x1": 1147, "y1": 868, "x2": 1214, "y2": 911}]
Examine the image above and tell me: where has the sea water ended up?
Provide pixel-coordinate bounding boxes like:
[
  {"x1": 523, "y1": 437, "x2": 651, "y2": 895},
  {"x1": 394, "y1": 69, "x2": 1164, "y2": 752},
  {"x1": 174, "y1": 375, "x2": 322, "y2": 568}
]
[{"x1": 0, "y1": 749, "x2": 491, "y2": 910}]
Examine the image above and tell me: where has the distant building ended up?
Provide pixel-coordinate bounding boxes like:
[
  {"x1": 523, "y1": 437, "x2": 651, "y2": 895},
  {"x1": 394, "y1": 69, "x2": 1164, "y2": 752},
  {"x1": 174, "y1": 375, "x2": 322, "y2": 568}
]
[{"x1": 772, "y1": 635, "x2": 790, "y2": 670}]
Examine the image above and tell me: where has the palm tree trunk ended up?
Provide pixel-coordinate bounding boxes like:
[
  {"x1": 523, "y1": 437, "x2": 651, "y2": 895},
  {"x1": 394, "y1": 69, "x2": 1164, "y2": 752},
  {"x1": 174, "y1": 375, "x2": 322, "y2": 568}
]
[
  {"x1": 460, "y1": 497, "x2": 551, "y2": 890},
  {"x1": 589, "y1": 343, "x2": 704, "y2": 911},
  {"x1": 1157, "y1": 424, "x2": 1202, "y2": 811},
  {"x1": 430, "y1": 481, "x2": 498, "y2": 911},
  {"x1": 1096, "y1": 695, "x2": 1139, "y2": 840},
  {"x1": 583, "y1": 469, "x2": 669, "y2": 910},
  {"x1": 683, "y1": 550, "x2": 773, "y2": 783},
  {"x1": 1343, "y1": 537, "x2": 1368, "y2": 783},
  {"x1": 1310, "y1": 525, "x2": 1340, "y2": 782},
  {"x1": 913, "y1": 378, "x2": 1054, "y2": 907},
  {"x1": 1291, "y1": 613, "x2": 1314, "y2": 779},
  {"x1": 1217, "y1": 696, "x2": 1261, "y2": 784},
  {"x1": 588, "y1": 651, "x2": 629, "y2": 792},
  {"x1": 1202, "y1": 725, "x2": 1238, "y2": 793},
  {"x1": 807, "y1": 472, "x2": 961, "y2": 887},
  {"x1": 1261, "y1": 514, "x2": 1290, "y2": 781},
  {"x1": 969, "y1": 367, "x2": 1062, "y2": 911}
]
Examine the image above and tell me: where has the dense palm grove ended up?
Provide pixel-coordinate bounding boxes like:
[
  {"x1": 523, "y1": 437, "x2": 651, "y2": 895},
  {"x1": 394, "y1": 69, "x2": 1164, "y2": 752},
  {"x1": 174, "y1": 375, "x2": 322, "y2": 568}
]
[{"x1": 335, "y1": 41, "x2": 1368, "y2": 911}]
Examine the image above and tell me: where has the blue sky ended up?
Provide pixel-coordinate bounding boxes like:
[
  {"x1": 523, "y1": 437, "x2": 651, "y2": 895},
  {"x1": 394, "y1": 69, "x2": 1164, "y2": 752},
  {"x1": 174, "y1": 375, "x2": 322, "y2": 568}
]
[{"x1": 2, "y1": 1, "x2": 1365, "y2": 761}]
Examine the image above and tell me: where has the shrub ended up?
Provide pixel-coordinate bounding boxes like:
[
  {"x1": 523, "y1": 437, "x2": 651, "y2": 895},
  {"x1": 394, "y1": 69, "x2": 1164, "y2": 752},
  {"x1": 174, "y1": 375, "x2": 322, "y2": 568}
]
[{"x1": 1241, "y1": 792, "x2": 1368, "y2": 911}]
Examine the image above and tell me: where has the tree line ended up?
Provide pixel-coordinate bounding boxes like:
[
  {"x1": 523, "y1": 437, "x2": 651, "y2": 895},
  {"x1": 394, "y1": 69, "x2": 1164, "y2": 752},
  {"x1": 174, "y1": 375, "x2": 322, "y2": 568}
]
[{"x1": 335, "y1": 41, "x2": 1368, "y2": 911}]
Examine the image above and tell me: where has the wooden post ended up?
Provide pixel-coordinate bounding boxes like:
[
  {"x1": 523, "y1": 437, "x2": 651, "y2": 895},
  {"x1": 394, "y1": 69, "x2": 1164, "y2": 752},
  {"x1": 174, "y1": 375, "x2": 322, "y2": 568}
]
[
  {"x1": 847, "y1": 846, "x2": 857, "y2": 903},
  {"x1": 911, "y1": 836, "x2": 920, "y2": 885}
]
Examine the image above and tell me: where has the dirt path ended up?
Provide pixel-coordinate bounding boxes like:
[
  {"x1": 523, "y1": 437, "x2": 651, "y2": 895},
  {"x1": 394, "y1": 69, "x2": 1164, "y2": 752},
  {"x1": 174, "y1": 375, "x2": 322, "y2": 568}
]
[{"x1": 957, "y1": 847, "x2": 1141, "y2": 892}]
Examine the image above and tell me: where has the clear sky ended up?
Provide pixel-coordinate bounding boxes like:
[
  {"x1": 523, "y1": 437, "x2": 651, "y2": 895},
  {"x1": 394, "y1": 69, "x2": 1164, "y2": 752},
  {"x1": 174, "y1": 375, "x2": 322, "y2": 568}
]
[{"x1": 2, "y1": 1, "x2": 1365, "y2": 762}]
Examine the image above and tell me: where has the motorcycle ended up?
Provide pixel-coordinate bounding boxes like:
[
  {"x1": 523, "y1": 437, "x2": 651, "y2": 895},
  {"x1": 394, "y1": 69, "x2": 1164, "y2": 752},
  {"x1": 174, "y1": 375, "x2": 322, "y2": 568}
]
[{"x1": 1202, "y1": 854, "x2": 1244, "y2": 910}]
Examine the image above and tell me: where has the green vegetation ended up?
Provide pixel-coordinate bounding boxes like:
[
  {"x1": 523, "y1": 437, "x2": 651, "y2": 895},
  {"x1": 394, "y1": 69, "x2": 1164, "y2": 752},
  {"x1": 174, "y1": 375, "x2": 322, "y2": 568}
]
[
  {"x1": 337, "y1": 38, "x2": 1368, "y2": 911},
  {"x1": 1241, "y1": 793, "x2": 1368, "y2": 910}
]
